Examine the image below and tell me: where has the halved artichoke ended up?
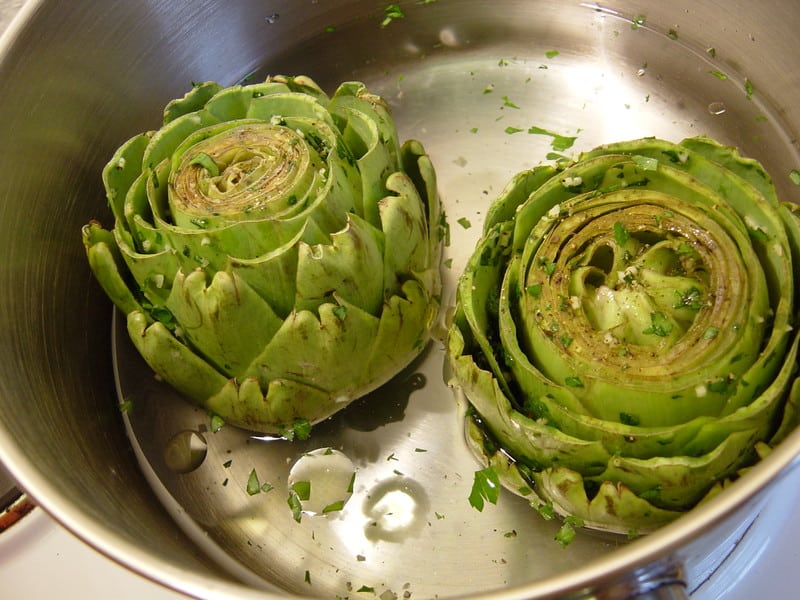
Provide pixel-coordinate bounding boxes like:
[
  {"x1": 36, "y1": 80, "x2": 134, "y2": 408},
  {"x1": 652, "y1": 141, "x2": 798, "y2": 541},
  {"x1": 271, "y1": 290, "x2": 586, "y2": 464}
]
[
  {"x1": 83, "y1": 75, "x2": 442, "y2": 434},
  {"x1": 448, "y1": 136, "x2": 800, "y2": 533}
]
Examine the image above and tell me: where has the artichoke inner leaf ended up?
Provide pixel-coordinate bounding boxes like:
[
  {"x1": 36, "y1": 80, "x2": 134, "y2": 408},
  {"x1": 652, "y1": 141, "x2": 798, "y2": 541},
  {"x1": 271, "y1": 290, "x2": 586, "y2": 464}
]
[{"x1": 168, "y1": 123, "x2": 318, "y2": 228}]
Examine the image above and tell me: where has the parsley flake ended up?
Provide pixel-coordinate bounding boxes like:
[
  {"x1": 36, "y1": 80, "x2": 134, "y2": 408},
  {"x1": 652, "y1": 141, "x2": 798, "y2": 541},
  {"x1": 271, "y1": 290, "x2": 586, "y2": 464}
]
[
  {"x1": 613, "y1": 222, "x2": 630, "y2": 246},
  {"x1": 380, "y1": 4, "x2": 405, "y2": 27},
  {"x1": 469, "y1": 467, "x2": 500, "y2": 511},
  {"x1": 643, "y1": 312, "x2": 673, "y2": 337},
  {"x1": 527, "y1": 125, "x2": 577, "y2": 151},
  {"x1": 555, "y1": 516, "x2": 584, "y2": 547}
]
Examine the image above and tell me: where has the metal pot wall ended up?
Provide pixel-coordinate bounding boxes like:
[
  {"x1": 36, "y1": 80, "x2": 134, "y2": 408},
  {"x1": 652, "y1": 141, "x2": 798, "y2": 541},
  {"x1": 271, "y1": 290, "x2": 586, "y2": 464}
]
[{"x1": 1, "y1": 1, "x2": 799, "y2": 598}]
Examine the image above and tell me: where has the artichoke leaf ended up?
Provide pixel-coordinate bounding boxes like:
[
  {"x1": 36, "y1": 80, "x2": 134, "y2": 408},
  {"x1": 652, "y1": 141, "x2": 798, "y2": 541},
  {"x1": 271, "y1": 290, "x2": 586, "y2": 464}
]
[
  {"x1": 205, "y1": 376, "x2": 333, "y2": 433},
  {"x1": 127, "y1": 310, "x2": 230, "y2": 404},
  {"x1": 165, "y1": 268, "x2": 283, "y2": 378},
  {"x1": 143, "y1": 109, "x2": 222, "y2": 174},
  {"x1": 82, "y1": 223, "x2": 143, "y2": 317},
  {"x1": 587, "y1": 430, "x2": 758, "y2": 510},
  {"x1": 295, "y1": 212, "x2": 385, "y2": 315},
  {"x1": 449, "y1": 326, "x2": 611, "y2": 472},
  {"x1": 246, "y1": 92, "x2": 337, "y2": 132},
  {"x1": 244, "y1": 300, "x2": 380, "y2": 403},
  {"x1": 484, "y1": 165, "x2": 558, "y2": 235},
  {"x1": 532, "y1": 468, "x2": 681, "y2": 533},
  {"x1": 380, "y1": 171, "x2": 432, "y2": 292},
  {"x1": 463, "y1": 411, "x2": 680, "y2": 533},
  {"x1": 162, "y1": 81, "x2": 223, "y2": 125},
  {"x1": 365, "y1": 279, "x2": 438, "y2": 383},
  {"x1": 103, "y1": 132, "x2": 153, "y2": 225}
]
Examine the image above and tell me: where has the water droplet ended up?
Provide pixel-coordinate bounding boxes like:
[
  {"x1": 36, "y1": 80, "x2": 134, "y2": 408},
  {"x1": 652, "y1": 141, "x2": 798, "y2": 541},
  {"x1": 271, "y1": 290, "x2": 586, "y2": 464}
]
[
  {"x1": 163, "y1": 430, "x2": 207, "y2": 473},
  {"x1": 265, "y1": 12, "x2": 279, "y2": 24},
  {"x1": 708, "y1": 101, "x2": 727, "y2": 115},
  {"x1": 288, "y1": 448, "x2": 356, "y2": 516}
]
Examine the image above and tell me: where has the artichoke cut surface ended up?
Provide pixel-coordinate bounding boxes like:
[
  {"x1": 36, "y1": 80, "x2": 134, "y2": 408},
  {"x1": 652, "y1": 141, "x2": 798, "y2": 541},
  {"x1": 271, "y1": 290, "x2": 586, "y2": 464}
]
[
  {"x1": 83, "y1": 75, "x2": 442, "y2": 433},
  {"x1": 448, "y1": 136, "x2": 800, "y2": 533}
]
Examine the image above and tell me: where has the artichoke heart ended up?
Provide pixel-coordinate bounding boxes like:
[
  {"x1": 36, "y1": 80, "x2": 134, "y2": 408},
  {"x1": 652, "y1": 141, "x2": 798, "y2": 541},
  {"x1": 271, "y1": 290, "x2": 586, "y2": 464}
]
[
  {"x1": 83, "y1": 75, "x2": 443, "y2": 434},
  {"x1": 448, "y1": 136, "x2": 800, "y2": 533}
]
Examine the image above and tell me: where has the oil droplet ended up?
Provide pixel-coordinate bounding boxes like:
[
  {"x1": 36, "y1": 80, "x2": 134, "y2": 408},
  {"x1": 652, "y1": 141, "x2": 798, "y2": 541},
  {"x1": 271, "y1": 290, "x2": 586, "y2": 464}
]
[
  {"x1": 163, "y1": 430, "x2": 207, "y2": 474},
  {"x1": 363, "y1": 477, "x2": 429, "y2": 542},
  {"x1": 708, "y1": 101, "x2": 727, "y2": 115},
  {"x1": 288, "y1": 448, "x2": 356, "y2": 516}
]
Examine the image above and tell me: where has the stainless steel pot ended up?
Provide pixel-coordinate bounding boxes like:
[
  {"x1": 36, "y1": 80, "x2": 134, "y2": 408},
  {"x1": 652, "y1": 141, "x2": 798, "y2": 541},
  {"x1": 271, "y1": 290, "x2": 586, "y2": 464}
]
[{"x1": 1, "y1": 1, "x2": 799, "y2": 598}]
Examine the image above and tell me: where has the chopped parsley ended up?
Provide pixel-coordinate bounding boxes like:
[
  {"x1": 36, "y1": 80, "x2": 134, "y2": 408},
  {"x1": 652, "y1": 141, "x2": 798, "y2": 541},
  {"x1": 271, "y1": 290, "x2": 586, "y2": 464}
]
[
  {"x1": 643, "y1": 311, "x2": 673, "y2": 337},
  {"x1": 288, "y1": 490, "x2": 304, "y2": 522},
  {"x1": 280, "y1": 419, "x2": 312, "y2": 441},
  {"x1": 526, "y1": 283, "x2": 542, "y2": 297},
  {"x1": 555, "y1": 516, "x2": 584, "y2": 547},
  {"x1": 292, "y1": 480, "x2": 311, "y2": 501},
  {"x1": 527, "y1": 125, "x2": 577, "y2": 151},
  {"x1": 380, "y1": 4, "x2": 405, "y2": 27},
  {"x1": 619, "y1": 412, "x2": 641, "y2": 426},
  {"x1": 535, "y1": 502, "x2": 555, "y2": 520},
  {"x1": 323, "y1": 500, "x2": 346, "y2": 513},
  {"x1": 613, "y1": 221, "x2": 631, "y2": 246},
  {"x1": 630, "y1": 15, "x2": 646, "y2": 29},
  {"x1": 246, "y1": 469, "x2": 273, "y2": 496},
  {"x1": 209, "y1": 413, "x2": 225, "y2": 433},
  {"x1": 745, "y1": 78, "x2": 755, "y2": 99},
  {"x1": 468, "y1": 466, "x2": 500, "y2": 511}
]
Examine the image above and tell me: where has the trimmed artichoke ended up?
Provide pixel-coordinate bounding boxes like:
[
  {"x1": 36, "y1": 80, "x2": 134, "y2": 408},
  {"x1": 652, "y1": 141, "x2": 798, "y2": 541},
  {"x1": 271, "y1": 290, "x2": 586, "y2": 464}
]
[
  {"x1": 448, "y1": 136, "x2": 800, "y2": 533},
  {"x1": 83, "y1": 75, "x2": 442, "y2": 434}
]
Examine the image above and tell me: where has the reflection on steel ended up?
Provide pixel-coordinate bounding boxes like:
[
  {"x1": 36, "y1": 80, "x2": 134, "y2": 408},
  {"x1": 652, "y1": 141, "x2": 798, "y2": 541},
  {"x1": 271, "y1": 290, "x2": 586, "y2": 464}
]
[{"x1": 0, "y1": 489, "x2": 35, "y2": 534}]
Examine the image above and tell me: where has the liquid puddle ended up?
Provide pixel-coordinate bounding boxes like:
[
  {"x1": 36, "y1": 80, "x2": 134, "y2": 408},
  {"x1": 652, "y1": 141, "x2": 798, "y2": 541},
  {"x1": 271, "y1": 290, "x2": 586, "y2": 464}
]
[{"x1": 288, "y1": 448, "x2": 356, "y2": 516}]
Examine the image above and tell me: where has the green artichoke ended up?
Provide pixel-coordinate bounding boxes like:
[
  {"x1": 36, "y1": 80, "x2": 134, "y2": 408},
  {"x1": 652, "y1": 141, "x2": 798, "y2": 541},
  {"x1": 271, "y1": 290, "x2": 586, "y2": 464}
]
[
  {"x1": 448, "y1": 136, "x2": 800, "y2": 533},
  {"x1": 83, "y1": 75, "x2": 442, "y2": 434}
]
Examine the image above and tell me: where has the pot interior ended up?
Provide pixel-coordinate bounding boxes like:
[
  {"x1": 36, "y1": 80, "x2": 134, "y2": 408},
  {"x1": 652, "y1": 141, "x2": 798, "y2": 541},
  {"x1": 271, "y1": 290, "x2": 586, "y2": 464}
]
[{"x1": 1, "y1": 1, "x2": 800, "y2": 599}]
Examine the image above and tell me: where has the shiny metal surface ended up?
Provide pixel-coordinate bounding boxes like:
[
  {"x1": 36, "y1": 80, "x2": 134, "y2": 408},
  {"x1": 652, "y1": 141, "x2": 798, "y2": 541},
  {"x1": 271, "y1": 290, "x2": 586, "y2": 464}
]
[
  {"x1": 0, "y1": 461, "x2": 15, "y2": 504},
  {"x1": 1, "y1": 1, "x2": 800, "y2": 599}
]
